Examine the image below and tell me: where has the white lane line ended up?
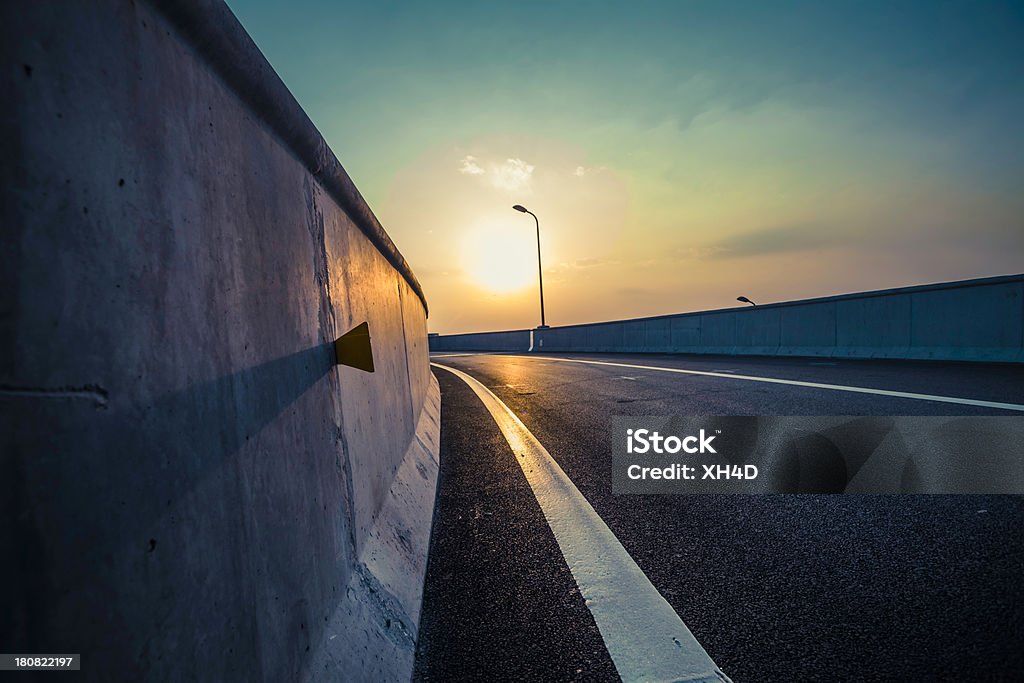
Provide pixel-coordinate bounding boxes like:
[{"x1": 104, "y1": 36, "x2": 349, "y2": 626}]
[
  {"x1": 432, "y1": 362, "x2": 732, "y2": 683},
  {"x1": 512, "y1": 356, "x2": 1024, "y2": 412}
]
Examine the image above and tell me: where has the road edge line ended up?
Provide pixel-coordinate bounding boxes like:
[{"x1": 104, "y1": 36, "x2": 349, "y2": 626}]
[{"x1": 432, "y1": 362, "x2": 733, "y2": 683}]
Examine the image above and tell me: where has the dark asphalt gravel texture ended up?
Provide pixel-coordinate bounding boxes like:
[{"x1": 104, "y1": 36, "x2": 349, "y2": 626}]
[
  {"x1": 413, "y1": 370, "x2": 619, "y2": 682},
  {"x1": 415, "y1": 353, "x2": 1024, "y2": 682}
]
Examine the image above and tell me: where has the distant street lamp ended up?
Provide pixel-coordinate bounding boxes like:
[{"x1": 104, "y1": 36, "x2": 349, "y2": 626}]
[
  {"x1": 512, "y1": 204, "x2": 549, "y2": 328},
  {"x1": 737, "y1": 296, "x2": 756, "y2": 306}
]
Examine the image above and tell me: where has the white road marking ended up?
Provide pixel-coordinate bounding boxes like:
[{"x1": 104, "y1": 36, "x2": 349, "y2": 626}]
[
  {"x1": 514, "y1": 356, "x2": 1024, "y2": 412},
  {"x1": 432, "y1": 362, "x2": 732, "y2": 683},
  {"x1": 619, "y1": 376, "x2": 638, "y2": 381}
]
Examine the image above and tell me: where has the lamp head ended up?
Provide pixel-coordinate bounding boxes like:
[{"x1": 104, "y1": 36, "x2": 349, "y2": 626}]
[
  {"x1": 512, "y1": 204, "x2": 528, "y2": 213},
  {"x1": 737, "y1": 296, "x2": 756, "y2": 306}
]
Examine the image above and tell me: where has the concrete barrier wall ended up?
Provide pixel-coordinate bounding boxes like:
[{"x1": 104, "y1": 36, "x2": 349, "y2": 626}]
[
  {"x1": 430, "y1": 329, "x2": 532, "y2": 352},
  {"x1": 1, "y1": 2, "x2": 437, "y2": 681},
  {"x1": 432, "y1": 275, "x2": 1024, "y2": 363}
]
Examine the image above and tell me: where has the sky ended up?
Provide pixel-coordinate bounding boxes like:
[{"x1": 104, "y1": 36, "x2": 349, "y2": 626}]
[{"x1": 227, "y1": 0, "x2": 1024, "y2": 334}]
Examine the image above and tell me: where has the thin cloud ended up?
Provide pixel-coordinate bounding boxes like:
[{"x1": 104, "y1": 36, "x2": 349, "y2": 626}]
[
  {"x1": 459, "y1": 155, "x2": 485, "y2": 175},
  {"x1": 573, "y1": 164, "x2": 607, "y2": 177},
  {"x1": 705, "y1": 223, "x2": 848, "y2": 259},
  {"x1": 549, "y1": 257, "x2": 612, "y2": 274},
  {"x1": 458, "y1": 154, "x2": 536, "y2": 191},
  {"x1": 490, "y1": 157, "x2": 535, "y2": 191}
]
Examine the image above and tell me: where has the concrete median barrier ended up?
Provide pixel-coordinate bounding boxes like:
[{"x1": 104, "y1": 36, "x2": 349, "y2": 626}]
[
  {"x1": 2, "y1": 1, "x2": 438, "y2": 680},
  {"x1": 430, "y1": 274, "x2": 1024, "y2": 363},
  {"x1": 430, "y1": 329, "x2": 532, "y2": 352}
]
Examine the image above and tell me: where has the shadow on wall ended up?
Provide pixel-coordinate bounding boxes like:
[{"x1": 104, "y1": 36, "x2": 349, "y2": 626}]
[{"x1": 3, "y1": 341, "x2": 346, "y2": 675}]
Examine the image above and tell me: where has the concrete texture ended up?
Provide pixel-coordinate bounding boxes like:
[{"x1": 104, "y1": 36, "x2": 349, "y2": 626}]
[
  {"x1": 430, "y1": 274, "x2": 1024, "y2": 363},
  {"x1": 1, "y1": 1, "x2": 436, "y2": 681},
  {"x1": 307, "y1": 376, "x2": 440, "y2": 682}
]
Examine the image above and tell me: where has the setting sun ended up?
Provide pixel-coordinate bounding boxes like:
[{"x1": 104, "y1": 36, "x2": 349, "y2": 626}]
[{"x1": 461, "y1": 220, "x2": 538, "y2": 294}]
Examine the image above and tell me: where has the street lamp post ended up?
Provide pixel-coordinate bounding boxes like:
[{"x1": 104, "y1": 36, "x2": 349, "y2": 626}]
[
  {"x1": 737, "y1": 296, "x2": 756, "y2": 306},
  {"x1": 512, "y1": 204, "x2": 548, "y2": 328}
]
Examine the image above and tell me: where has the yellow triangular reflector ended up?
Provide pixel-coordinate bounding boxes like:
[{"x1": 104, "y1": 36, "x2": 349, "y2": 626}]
[{"x1": 334, "y1": 321, "x2": 374, "y2": 373}]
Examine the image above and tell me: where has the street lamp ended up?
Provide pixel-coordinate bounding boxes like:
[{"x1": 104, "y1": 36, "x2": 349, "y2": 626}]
[
  {"x1": 512, "y1": 204, "x2": 548, "y2": 328},
  {"x1": 737, "y1": 296, "x2": 756, "y2": 306}
]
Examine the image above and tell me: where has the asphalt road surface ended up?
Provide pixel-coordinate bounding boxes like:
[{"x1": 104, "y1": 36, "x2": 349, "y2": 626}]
[{"x1": 413, "y1": 353, "x2": 1024, "y2": 683}]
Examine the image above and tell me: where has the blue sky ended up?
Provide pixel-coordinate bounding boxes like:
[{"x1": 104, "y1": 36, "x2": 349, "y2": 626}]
[{"x1": 229, "y1": 0, "x2": 1023, "y2": 333}]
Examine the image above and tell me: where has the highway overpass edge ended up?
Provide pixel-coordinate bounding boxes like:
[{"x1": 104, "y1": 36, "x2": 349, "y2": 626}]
[{"x1": 429, "y1": 273, "x2": 1024, "y2": 363}]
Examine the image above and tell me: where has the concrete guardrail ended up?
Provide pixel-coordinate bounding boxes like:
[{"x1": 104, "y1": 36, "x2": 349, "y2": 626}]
[
  {"x1": 430, "y1": 329, "x2": 533, "y2": 352},
  {"x1": 430, "y1": 274, "x2": 1024, "y2": 363},
  {"x1": 2, "y1": 1, "x2": 438, "y2": 680}
]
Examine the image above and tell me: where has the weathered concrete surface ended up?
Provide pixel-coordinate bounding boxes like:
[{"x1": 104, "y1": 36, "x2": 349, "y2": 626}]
[
  {"x1": 1, "y1": 1, "x2": 436, "y2": 681},
  {"x1": 305, "y1": 375, "x2": 440, "y2": 682},
  {"x1": 430, "y1": 274, "x2": 1024, "y2": 363}
]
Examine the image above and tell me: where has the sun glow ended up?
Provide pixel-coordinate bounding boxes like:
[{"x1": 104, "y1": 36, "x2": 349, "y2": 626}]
[{"x1": 462, "y1": 220, "x2": 538, "y2": 293}]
